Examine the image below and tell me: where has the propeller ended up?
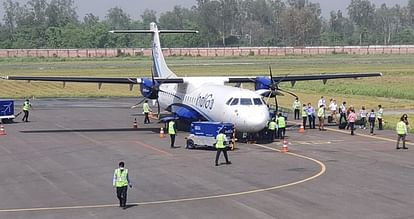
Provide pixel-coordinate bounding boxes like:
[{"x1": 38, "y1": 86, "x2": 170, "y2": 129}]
[{"x1": 266, "y1": 66, "x2": 298, "y2": 113}]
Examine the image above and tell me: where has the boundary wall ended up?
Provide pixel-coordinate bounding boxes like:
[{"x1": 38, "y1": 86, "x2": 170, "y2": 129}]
[{"x1": 1, "y1": 46, "x2": 414, "y2": 58}]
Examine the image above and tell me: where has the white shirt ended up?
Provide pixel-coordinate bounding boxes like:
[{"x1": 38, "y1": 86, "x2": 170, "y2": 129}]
[
  {"x1": 329, "y1": 102, "x2": 337, "y2": 111},
  {"x1": 318, "y1": 98, "x2": 326, "y2": 108}
]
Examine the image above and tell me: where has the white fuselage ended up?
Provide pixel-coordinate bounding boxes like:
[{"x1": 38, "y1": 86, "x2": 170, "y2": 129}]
[{"x1": 158, "y1": 77, "x2": 270, "y2": 132}]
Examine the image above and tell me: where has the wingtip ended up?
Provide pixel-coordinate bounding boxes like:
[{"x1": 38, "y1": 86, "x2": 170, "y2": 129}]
[
  {"x1": 108, "y1": 30, "x2": 115, "y2": 34},
  {"x1": 0, "y1": 76, "x2": 8, "y2": 80}
]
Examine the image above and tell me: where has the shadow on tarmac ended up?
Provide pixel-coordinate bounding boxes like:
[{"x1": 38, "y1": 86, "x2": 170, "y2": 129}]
[{"x1": 20, "y1": 127, "x2": 160, "y2": 133}]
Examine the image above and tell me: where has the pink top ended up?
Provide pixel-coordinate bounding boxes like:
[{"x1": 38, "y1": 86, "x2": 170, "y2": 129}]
[{"x1": 348, "y1": 112, "x2": 357, "y2": 123}]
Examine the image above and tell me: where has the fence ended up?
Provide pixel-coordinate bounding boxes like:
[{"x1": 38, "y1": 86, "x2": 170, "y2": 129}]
[{"x1": 1, "y1": 45, "x2": 414, "y2": 58}]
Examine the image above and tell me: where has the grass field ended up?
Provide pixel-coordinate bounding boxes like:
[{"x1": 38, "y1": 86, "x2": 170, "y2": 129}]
[{"x1": 1, "y1": 54, "x2": 414, "y2": 114}]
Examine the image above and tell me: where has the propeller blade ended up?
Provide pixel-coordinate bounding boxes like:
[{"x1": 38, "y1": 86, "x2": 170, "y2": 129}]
[
  {"x1": 159, "y1": 89, "x2": 182, "y2": 100},
  {"x1": 157, "y1": 99, "x2": 161, "y2": 119},
  {"x1": 278, "y1": 88, "x2": 298, "y2": 98},
  {"x1": 131, "y1": 98, "x2": 147, "y2": 109},
  {"x1": 274, "y1": 95, "x2": 279, "y2": 114}
]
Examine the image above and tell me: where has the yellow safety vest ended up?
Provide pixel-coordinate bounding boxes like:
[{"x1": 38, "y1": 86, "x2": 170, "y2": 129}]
[
  {"x1": 377, "y1": 109, "x2": 383, "y2": 119},
  {"x1": 302, "y1": 108, "x2": 307, "y2": 117},
  {"x1": 168, "y1": 121, "x2": 176, "y2": 134},
  {"x1": 317, "y1": 108, "x2": 325, "y2": 118},
  {"x1": 23, "y1": 102, "x2": 31, "y2": 111},
  {"x1": 278, "y1": 117, "x2": 286, "y2": 128},
  {"x1": 114, "y1": 168, "x2": 129, "y2": 187},
  {"x1": 143, "y1": 103, "x2": 150, "y2": 113},
  {"x1": 268, "y1": 121, "x2": 276, "y2": 130},
  {"x1": 216, "y1": 133, "x2": 226, "y2": 149},
  {"x1": 396, "y1": 121, "x2": 406, "y2": 135}
]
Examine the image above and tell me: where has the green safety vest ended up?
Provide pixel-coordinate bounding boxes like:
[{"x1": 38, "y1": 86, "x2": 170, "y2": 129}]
[
  {"x1": 114, "y1": 168, "x2": 129, "y2": 187},
  {"x1": 278, "y1": 117, "x2": 286, "y2": 128},
  {"x1": 293, "y1": 100, "x2": 301, "y2": 109},
  {"x1": 23, "y1": 101, "x2": 31, "y2": 111},
  {"x1": 377, "y1": 109, "x2": 383, "y2": 119},
  {"x1": 302, "y1": 108, "x2": 308, "y2": 117},
  {"x1": 396, "y1": 121, "x2": 406, "y2": 135},
  {"x1": 317, "y1": 108, "x2": 325, "y2": 118},
  {"x1": 268, "y1": 121, "x2": 277, "y2": 130},
  {"x1": 168, "y1": 121, "x2": 176, "y2": 134},
  {"x1": 216, "y1": 133, "x2": 226, "y2": 149},
  {"x1": 143, "y1": 103, "x2": 150, "y2": 113}
]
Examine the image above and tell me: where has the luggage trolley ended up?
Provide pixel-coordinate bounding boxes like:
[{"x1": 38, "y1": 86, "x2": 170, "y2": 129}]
[{"x1": 186, "y1": 122, "x2": 235, "y2": 149}]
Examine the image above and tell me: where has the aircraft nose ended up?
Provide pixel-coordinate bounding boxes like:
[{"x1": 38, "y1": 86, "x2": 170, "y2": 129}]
[{"x1": 234, "y1": 107, "x2": 269, "y2": 132}]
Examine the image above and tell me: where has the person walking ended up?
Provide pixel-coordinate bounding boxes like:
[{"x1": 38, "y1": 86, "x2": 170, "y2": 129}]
[
  {"x1": 277, "y1": 113, "x2": 286, "y2": 139},
  {"x1": 377, "y1": 105, "x2": 384, "y2": 130},
  {"x1": 22, "y1": 99, "x2": 32, "y2": 122},
  {"x1": 359, "y1": 106, "x2": 367, "y2": 129},
  {"x1": 348, "y1": 109, "x2": 357, "y2": 135},
  {"x1": 267, "y1": 119, "x2": 277, "y2": 142},
  {"x1": 215, "y1": 129, "x2": 231, "y2": 166},
  {"x1": 396, "y1": 117, "x2": 408, "y2": 149},
  {"x1": 292, "y1": 97, "x2": 301, "y2": 120},
  {"x1": 113, "y1": 161, "x2": 132, "y2": 209},
  {"x1": 317, "y1": 105, "x2": 325, "y2": 131},
  {"x1": 301, "y1": 104, "x2": 308, "y2": 129},
  {"x1": 168, "y1": 120, "x2": 177, "y2": 148},
  {"x1": 306, "y1": 103, "x2": 316, "y2": 129},
  {"x1": 143, "y1": 100, "x2": 151, "y2": 124},
  {"x1": 368, "y1": 109, "x2": 376, "y2": 135},
  {"x1": 339, "y1": 101, "x2": 347, "y2": 124}
]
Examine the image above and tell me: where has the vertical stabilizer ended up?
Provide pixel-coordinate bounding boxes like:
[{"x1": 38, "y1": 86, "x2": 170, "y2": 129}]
[
  {"x1": 110, "y1": 23, "x2": 198, "y2": 79},
  {"x1": 150, "y1": 23, "x2": 176, "y2": 78}
]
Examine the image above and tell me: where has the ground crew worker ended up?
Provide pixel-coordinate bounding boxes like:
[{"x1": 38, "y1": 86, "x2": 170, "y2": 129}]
[
  {"x1": 143, "y1": 100, "x2": 151, "y2": 124},
  {"x1": 22, "y1": 99, "x2": 32, "y2": 122},
  {"x1": 317, "y1": 105, "x2": 326, "y2": 131},
  {"x1": 215, "y1": 129, "x2": 231, "y2": 166},
  {"x1": 368, "y1": 109, "x2": 376, "y2": 135},
  {"x1": 377, "y1": 105, "x2": 384, "y2": 130},
  {"x1": 396, "y1": 117, "x2": 408, "y2": 149},
  {"x1": 277, "y1": 113, "x2": 286, "y2": 139},
  {"x1": 267, "y1": 119, "x2": 277, "y2": 142},
  {"x1": 168, "y1": 120, "x2": 177, "y2": 148},
  {"x1": 113, "y1": 161, "x2": 132, "y2": 209},
  {"x1": 301, "y1": 104, "x2": 308, "y2": 129},
  {"x1": 292, "y1": 97, "x2": 301, "y2": 120}
]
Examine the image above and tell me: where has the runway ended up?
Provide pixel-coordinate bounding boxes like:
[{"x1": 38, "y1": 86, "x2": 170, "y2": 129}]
[{"x1": 0, "y1": 98, "x2": 413, "y2": 219}]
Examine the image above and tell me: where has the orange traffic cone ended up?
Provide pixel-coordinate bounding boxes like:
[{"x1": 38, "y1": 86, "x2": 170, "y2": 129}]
[
  {"x1": 133, "y1": 118, "x2": 138, "y2": 129},
  {"x1": 160, "y1": 127, "x2": 165, "y2": 138},
  {"x1": 0, "y1": 124, "x2": 6, "y2": 136},
  {"x1": 299, "y1": 124, "x2": 305, "y2": 133},
  {"x1": 281, "y1": 139, "x2": 289, "y2": 153}
]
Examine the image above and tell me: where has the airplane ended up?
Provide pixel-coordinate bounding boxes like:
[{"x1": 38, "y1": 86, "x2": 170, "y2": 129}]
[{"x1": 2, "y1": 22, "x2": 382, "y2": 133}]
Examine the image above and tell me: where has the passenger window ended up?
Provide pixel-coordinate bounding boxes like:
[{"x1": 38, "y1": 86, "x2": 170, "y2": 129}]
[
  {"x1": 240, "y1": 98, "x2": 252, "y2": 105},
  {"x1": 253, "y1": 98, "x2": 263, "y2": 105},
  {"x1": 226, "y1": 98, "x2": 233, "y2": 105},
  {"x1": 230, "y1": 98, "x2": 239, "y2": 105}
]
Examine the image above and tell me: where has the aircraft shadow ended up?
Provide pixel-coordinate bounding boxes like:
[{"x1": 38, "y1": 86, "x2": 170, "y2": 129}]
[{"x1": 20, "y1": 127, "x2": 160, "y2": 134}]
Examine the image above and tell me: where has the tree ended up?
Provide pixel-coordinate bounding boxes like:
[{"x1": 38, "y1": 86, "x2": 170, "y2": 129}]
[
  {"x1": 105, "y1": 7, "x2": 130, "y2": 29},
  {"x1": 45, "y1": 0, "x2": 78, "y2": 27},
  {"x1": 347, "y1": 0, "x2": 375, "y2": 45}
]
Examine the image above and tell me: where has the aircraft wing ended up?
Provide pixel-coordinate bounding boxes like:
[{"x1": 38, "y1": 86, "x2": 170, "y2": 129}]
[
  {"x1": 226, "y1": 72, "x2": 382, "y2": 84},
  {"x1": 1, "y1": 76, "x2": 184, "y2": 84}
]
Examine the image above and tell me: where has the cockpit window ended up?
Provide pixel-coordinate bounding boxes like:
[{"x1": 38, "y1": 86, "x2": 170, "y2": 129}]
[
  {"x1": 253, "y1": 98, "x2": 263, "y2": 105},
  {"x1": 226, "y1": 98, "x2": 233, "y2": 105},
  {"x1": 240, "y1": 98, "x2": 252, "y2": 105},
  {"x1": 230, "y1": 98, "x2": 239, "y2": 105}
]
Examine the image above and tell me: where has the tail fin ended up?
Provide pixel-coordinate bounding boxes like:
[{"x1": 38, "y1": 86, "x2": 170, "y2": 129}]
[{"x1": 110, "y1": 22, "x2": 198, "y2": 78}]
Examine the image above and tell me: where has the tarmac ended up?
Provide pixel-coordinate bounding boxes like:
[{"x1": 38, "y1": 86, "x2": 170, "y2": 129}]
[{"x1": 0, "y1": 98, "x2": 413, "y2": 219}]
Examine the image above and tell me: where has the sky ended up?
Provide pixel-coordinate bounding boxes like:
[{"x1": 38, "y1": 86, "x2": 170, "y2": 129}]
[{"x1": 0, "y1": 0, "x2": 408, "y2": 22}]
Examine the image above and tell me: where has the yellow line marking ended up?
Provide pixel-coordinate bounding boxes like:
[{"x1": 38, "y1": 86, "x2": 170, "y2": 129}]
[
  {"x1": 289, "y1": 121, "x2": 414, "y2": 146},
  {"x1": 0, "y1": 144, "x2": 326, "y2": 213}
]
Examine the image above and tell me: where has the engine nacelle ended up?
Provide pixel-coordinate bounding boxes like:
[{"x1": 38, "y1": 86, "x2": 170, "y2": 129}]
[
  {"x1": 255, "y1": 77, "x2": 272, "y2": 90},
  {"x1": 140, "y1": 78, "x2": 159, "y2": 99}
]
